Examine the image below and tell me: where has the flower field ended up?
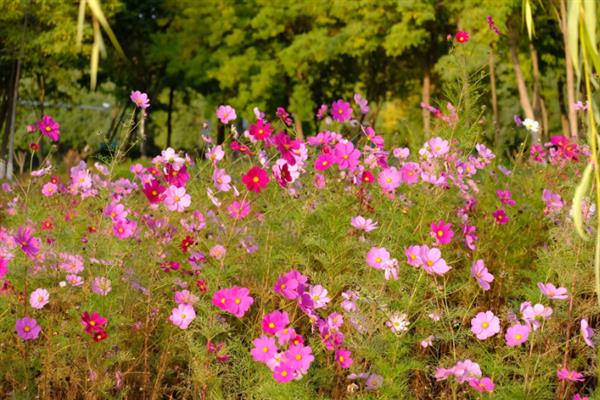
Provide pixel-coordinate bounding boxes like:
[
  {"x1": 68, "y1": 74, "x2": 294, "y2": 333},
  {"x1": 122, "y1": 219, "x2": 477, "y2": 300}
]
[{"x1": 0, "y1": 91, "x2": 597, "y2": 400}]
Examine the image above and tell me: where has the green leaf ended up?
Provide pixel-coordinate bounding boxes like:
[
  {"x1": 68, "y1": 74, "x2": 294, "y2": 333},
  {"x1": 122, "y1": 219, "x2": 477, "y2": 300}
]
[
  {"x1": 572, "y1": 162, "x2": 593, "y2": 241},
  {"x1": 567, "y1": 0, "x2": 580, "y2": 70}
]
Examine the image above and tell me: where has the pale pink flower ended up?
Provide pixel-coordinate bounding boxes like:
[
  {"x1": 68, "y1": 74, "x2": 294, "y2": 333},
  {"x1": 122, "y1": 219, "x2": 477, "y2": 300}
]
[
  {"x1": 29, "y1": 288, "x2": 49, "y2": 309},
  {"x1": 163, "y1": 185, "x2": 191, "y2": 212}
]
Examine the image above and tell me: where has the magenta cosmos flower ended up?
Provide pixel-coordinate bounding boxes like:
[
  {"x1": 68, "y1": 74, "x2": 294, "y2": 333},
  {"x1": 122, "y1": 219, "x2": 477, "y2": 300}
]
[
  {"x1": 492, "y1": 209, "x2": 508, "y2": 225},
  {"x1": 537, "y1": 282, "x2": 568, "y2": 300},
  {"x1": 333, "y1": 141, "x2": 360, "y2": 170},
  {"x1": 169, "y1": 303, "x2": 196, "y2": 329},
  {"x1": 37, "y1": 115, "x2": 60, "y2": 141},
  {"x1": 430, "y1": 220, "x2": 454, "y2": 245},
  {"x1": 130, "y1": 90, "x2": 150, "y2": 109},
  {"x1": 274, "y1": 270, "x2": 308, "y2": 300},
  {"x1": 16, "y1": 317, "x2": 41, "y2": 340},
  {"x1": 471, "y1": 311, "x2": 500, "y2": 340},
  {"x1": 212, "y1": 286, "x2": 254, "y2": 318},
  {"x1": 216, "y1": 105, "x2": 236, "y2": 124},
  {"x1": 314, "y1": 153, "x2": 334, "y2": 171},
  {"x1": 81, "y1": 311, "x2": 107, "y2": 333},
  {"x1": 273, "y1": 362, "x2": 295, "y2": 383},
  {"x1": 366, "y1": 247, "x2": 390, "y2": 270},
  {"x1": 262, "y1": 310, "x2": 289, "y2": 335},
  {"x1": 400, "y1": 162, "x2": 420, "y2": 185},
  {"x1": 557, "y1": 368, "x2": 585, "y2": 382},
  {"x1": 455, "y1": 31, "x2": 470, "y2": 44},
  {"x1": 331, "y1": 99, "x2": 353, "y2": 122},
  {"x1": 471, "y1": 260, "x2": 494, "y2": 291},
  {"x1": 227, "y1": 200, "x2": 251, "y2": 220},
  {"x1": 420, "y1": 246, "x2": 451, "y2": 276},
  {"x1": 505, "y1": 323, "x2": 530, "y2": 347},
  {"x1": 29, "y1": 288, "x2": 49, "y2": 309},
  {"x1": 468, "y1": 377, "x2": 495, "y2": 393},
  {"x1": 242, "y1": 166, "x2": 269, "y2": 193},
  {"x1": 249, "y1": 119, "x2": 273, "y2": 141},
  {"x1": 13, "y1": 226, "x2": 41, "y2": 259},
  {"x1": 251, "y1": 335, "x2": 278, "y2": 363},
  {"x1": 335, "y1": 348, "x2": 353, "y2": 369},
  {"x1": 283, "y1": 343, "x2": 314, "y2": 371}
]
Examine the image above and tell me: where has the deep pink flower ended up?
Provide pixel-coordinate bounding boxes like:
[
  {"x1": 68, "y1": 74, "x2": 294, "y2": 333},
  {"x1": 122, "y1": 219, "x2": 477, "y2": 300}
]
[
  {"x1": 262, "y1": 310, "x2": 289, "y2": 335},
  {"x1": 251, "y1": 335, "x2": 277, "y2": 363},
  {"x1": 216, "y1": 105, "x2": 236, "y2": 124},
  {"x1": 557, "y1": 368, "x2": 585, "y2": 382},
  {"x1": 378, "y1": 167, "x2": 401, "y2": 192},
  {"x1": 37, "y1": 115, "x2": 60, "y2": 141},
  {"x1": 455, "y1": 31, "x2": 470, "y2": 44},
  {"x1": 242, "y1": 166, "x2": 269, "y2": 193},
  {"x1": 492, "y1": 209, "x2": 508, "y2": 225},
  {"x1": 283, "y1": 344, "x2": 314, "y2": 371},
  {"x1": 471, "y1": 311, "x2": 500, "y2": 340},
  {"x1": 334, "y1": 141, "x2": 360, "y2": 170},
  {"x1": 273, "y1": 362, "x2": 295, "y2": 383},
  {"x1": 400, "y1": 162, "x2": 420, "y2": 185},
  {"x1": 113, "y1": 219, "x2": 137, "y2": 239},
  {"x1": 249, "y1": 120, "x2": 273, "y2": 141},
  {"x1": 331, "y1": 99, "x2": 353, "y2": 122},
  {"x1": 81, "y1": 311, "x2": 107, "y2": 334},
  {"x1": 13, "y1": 226, "x2": 40, "y2": 259},
  {"x1": 496, "y1": 190, "x2": 516, "y2": 206},
  {"x1": 143, "y1": 180, "x2": 166, "y2": 204},
  {"x1": 335, "y1": 348, "x2": 353, "y2": 368},
  {"x1": 16, "y1": 317, "x2": 41, "y2": 340},
  {"x1": 314, "y1": 153, "x2": 334, "y2": 171},
  {"x1": 274, "y1": 270, "x2": 307, "y2": 300},
  {"x1": 227, "y1": 200, "x2": 251, "y2": 220},
  {"x1": 130, "y1": 90, "x2": 150, "y2": 109},
  {"x1": 212, "y1": 286, "x2": 254, "y2": 318},
  {"x1": 272, "y1": 131, "x2": 301, "y2": 165},
  {"x1": 430, "y1": 220, "x2": 454, "y2": 245},
  {"x1": 471, "y1": 260, "x2": 494, "y2": 291},
  {"x1": 505, "y1": 323, "x2": 530, "y2": 347},
  {"x1": 468, "y1": 377, "x2": 495, "y2": 393},
  {"x1": 164, "y1": 164, "x2": 189, "y2": 188}
]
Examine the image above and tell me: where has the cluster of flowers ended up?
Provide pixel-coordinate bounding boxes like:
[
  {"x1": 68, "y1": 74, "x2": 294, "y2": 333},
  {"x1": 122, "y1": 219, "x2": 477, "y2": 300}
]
[
  {"x1": 530, "y1": 135, "x2": 585, "y2": 165},
  {"x1": 211, "y1": 286, "x2": 254, "y2": 318},
  {"x1": 169, "y1": 290, "x2": 199, "y2": 329},
  {"x1": 435, "y1": 359, "x2": 495, "y2": 393},
  {"x1": 81, "y1": 311, "x2": 108, "y2": 342}
]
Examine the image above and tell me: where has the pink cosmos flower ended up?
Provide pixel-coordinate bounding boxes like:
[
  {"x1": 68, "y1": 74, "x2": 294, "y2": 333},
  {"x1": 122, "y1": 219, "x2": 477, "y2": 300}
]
[
  {"x1": 206, "y1": 145, "x2": 225, "y2": 164},
  {"x1": 169, "y1": 304, "x2": 196, "y2": 329},
  {"x1": 284, "y1": 344, "x2": 314, "y2": 371},
  {"x1": 542, "y1": 189, "x2": 564, "y2": 214},
  {"x1": 174, "y1": 290, "x2": 199, "y2": 306},
  {"x1": 314, "y1": 153, "x2": 334, "y2": 171},
  {"x1": 405, "y1": 245, "x2": 424, "y2": 267},
  {"x1": 42, "y1": 182, "x2": 57, "y2": 196},
  {"x1": 400, "y1": 162, "x2": 420, "y2": 185},
  {"x1": 331, "y1": 99, "x2": 353, "y2": 122},
  {"x1": 211, "y1": 286, "x2": 254, "y2": 318},
  {"x1": 130, "y1": 91, "x2": 150, "y2": 109},
  {"x1": 308, "y1": 285, "x2": 330, "y2": 309},
  {"x1": 455, "y1": 31, "x2": 470, "y2": 44},
  {"x1": 351, "y1": 216, "x2": 378, "y2": 232},
  {"x1": 227, "y1": 200, "x2": 251, "y2": 220},
  {"x1": 573, "y1": 394, "x2": 589, "y2": 400},
  {"x1": 420, "y1": 246, "x2": 451, "y2": 275},
  {"x1": 163, "y1": 185, "x2": 191, "y2": 212},
  {"x1": 104, "y1": 202, "x2": 128, "y2": 222},
  {"x1": 468, "y1": 377, "x2": 495, "y2": 393},
  {"x1": 366, "y1": 247, "x2": 391, "y2": 270},
  {"x1": 335, "y1": 348, "x2": 353, "y2": 369},
  {"x1": 66, "y1": 274, "x2": 84, "y2": 286},
  {"x1": 251, "y1": 335, "x2": 278, "y2": 363},
  {"x1": 378, "y1": 167, "x2": 401, "y2": 192},
  {"x1": 13, "y1": 226, "x2": 40, "y2": 259},
  {"x1": 209, "y1": 244, "x2": 226, "y2": 260},
  {"x1": 216, "y1": 105, "x2": 236, "y2": 124},
  {"x1": 334, "y1": 141, "x2": 360, "y2": 170},
  {"x1": 273, "y1": 362, "x2": 295, "y2": 383},
  {"x1": 314, "y1": 173, "x2": 326, "y2": 189},
  {"x1": 249, "y1": 119, "x2": 273, "y2": 141},
  {"x1": 274, "y1": 270, "x2": 307, "y2": 300},
  {"x1": 262, "y1": 310, "x2": 289, "y2": 335},
  {"x1": 521, "y1": 302, "x2": 552, "y2": 330},
  {"x1": 492, "y1": 209, "x2": 508, "y2": 225},
  {"x1": 16, "y1": 317, "x2": 41, "y2": 340},
  {"x1": 581, "y1": 319, "x2": 595, "y2": 348},
  {"x1": 37, "y1": 115, "x2": 60, "y2": 141},
  {"x1": 471, "y1": 311, "x2": 500, "y2": 340},
  {"x1": 430, "y1": 220, "x2": 454, "y2": 245},
  {"x1": 557, "y1": 368, "x2": 585, "y2": 382},
  {"x1": 435, "y1": 359, "x2": 481, "y2": 383},
  {"x1": 471, "y1": 260, "x2": 494, "y2": 291},
  {"x1": 463, "y1": 224, "x2": 478, "y2": 251},
  {"x1": 29, "y1": 288, "x2": 49, "y2": 309},
  {"x1": 537, "y1": 282, "x2": 568, "y2": 300},
  {"x1": 275, "y1": 327, "x2": 296, "y2": 346},
  {"x1": 113, "y1": 219, "x2": 137, "y2": 239},
  {"x1": 427, "y1": 137, "x2": 449, "y2": 157},
  {"x1": 505, "y1": 323, "x2": 530, "y2": 347},
  {"x1": 143, "y1": 180, "x2": 166, "y2": 204},
  {"x1": 91, "y1": 277, "x2": 112, "y2": 296},
  {"x1": 496, "y1": 190, "x2": 516, "y2": 206},
  {"x1": 242, "y1": 166, "x2": 269, "y2": 193},
  {"x1": 354, "y1": 93, "x2": 369, "y2": 114}
]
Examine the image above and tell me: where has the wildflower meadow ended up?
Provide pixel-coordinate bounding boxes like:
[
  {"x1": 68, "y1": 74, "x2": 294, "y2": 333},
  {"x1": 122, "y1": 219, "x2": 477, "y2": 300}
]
[{"x1": 1, "y1": 1, "x2": 600, "y2": 399}]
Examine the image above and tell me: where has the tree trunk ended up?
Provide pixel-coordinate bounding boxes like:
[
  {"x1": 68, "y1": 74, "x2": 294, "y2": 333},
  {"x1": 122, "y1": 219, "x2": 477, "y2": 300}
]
[
  {"x1": 489, "y1": 48, "x2": 500, "y2": 147},
  {"x1": 293, "y1": 114, "x2": 304, "y2": 140},
  {"x1": 557, "y1": 77, "x2": 570, "y2": 135},
  {"x1": 560, "y1": 0, "x2": 578, "y2": 138},
  {"x1": 166, "y1": 86, "x2": 174, "y2": 148},
  {"x1": 508, "y1": 26, "x2": 537, "y2": 142},
  {"x1": 217, "y1": 122, "x2": 225, "y2": 145},
  {"x1": 422, "y1": 67, "x2": 431, "y2": 137},
  {"x1": 529, "y1": 43, "x2": 546, "y2": 138}
]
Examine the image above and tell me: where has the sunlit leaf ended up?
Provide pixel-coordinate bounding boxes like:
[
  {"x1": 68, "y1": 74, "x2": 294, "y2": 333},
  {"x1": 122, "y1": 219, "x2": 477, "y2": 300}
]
[
  {"x1": 572, "y1": 162, "x2": 592, "y2": 241},
  {"x1": 567, "y1": 0, "x2": 580, "y2": 70}
]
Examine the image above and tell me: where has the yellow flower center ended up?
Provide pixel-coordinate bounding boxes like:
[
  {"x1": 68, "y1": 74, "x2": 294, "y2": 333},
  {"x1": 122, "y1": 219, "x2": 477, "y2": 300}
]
[
  {"x1": 437, "y1": 230, "x2": 444, "y2": 237},
  {"x1": 375, "y1": 257, "x2": 381, "y2": 263},
  {"x1": 235, "y1": 298, "x2": 241, "y2": 304},
  {"x1": 515, "y1": 334, "x2": 522, "y2": 340},
  {"x1": 252, "y1": 176, "x2": 259, "y2": 183},
  {"x1": 262, "y1": 346, "x2": 268, "y2": 353},
  {"x1": 268, "y1": 322, "x2": 275, "y2": 329},
  {"x1": 482, "y1": 322, "x2": 489, "y2": 328},
  {"x1": 295, "y1": 354, "x2": 302, "y2": 360},
  {"x1": 339, "y1": 355, "x2": 345, "y2": 362},
  {"x1": 281, "y1": 370, "x2": 288, "y2": 377}
]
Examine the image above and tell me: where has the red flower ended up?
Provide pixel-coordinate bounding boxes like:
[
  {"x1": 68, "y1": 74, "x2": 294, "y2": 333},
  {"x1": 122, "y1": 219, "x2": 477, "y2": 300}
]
[
  {"x1": 196, "y1": 279, "x2": 208, "y2": 293},
  {"x1": 143, "y1": 180, "x2": 166, "y2": 204},
  {"x1": 242, "y1": 166, "x2": 269, "y2": 193},
  {"x1": 40, "y1": 219, "x2": 53, "y2": 231},
  {"x1": 455, "y1": 31, "x2": 469, "y2": 44},
  {"x1": 93, "y1": 329, "x2": 108, "y2": 342},
  {"x1": 81, "y1": 311, "x2": 107, "y2": 334},
  {"x1": 249, "y1": 120, "x2": 273, "y2": 141},
  {"x1": 181, "y1": 236, "x2": 194, "y2": 253},
  {"x1": 362, "y1": 170, "x2": 375, "y2": 184}
]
